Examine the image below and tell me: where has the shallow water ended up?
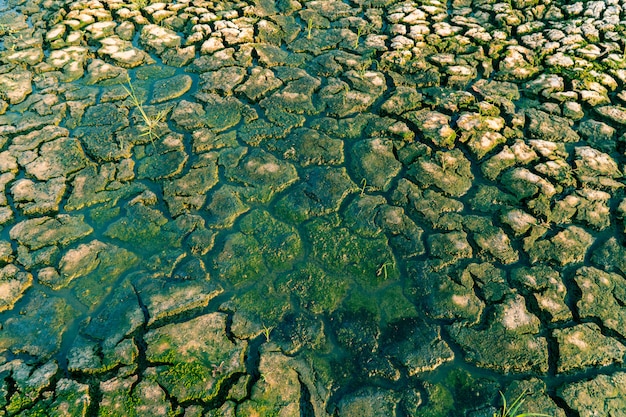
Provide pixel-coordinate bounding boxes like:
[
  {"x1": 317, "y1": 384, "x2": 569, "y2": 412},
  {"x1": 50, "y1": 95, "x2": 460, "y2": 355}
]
[{"x1": 1, "y1": 0, "x2": 626, "y2": 415}]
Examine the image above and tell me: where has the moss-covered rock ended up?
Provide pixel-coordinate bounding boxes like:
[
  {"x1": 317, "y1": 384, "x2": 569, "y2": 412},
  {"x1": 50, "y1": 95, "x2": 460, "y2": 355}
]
[
  {"x1": 427, "y1": 231, "x2": 473, "y2": 268},
  {"x1": 525, "y1": 109, "x2": 579, "y2": 142},
  {"x1": 23, "y1": 137, "x2": 89, "y2": 181},
  {"x1": 0, "y1": 70, "x2": 32, "y2": 105},
  {"x1": 136, "y1": 134, "x2": 188, "y2": 180},
  {"x1": 104, "y1": 202, "x2": 169, "y2": 251},
  {"x1": 276, "y1": 263, "x2": 348, "y2": 315},
  {"x1": 273, "y1": 127, "x2": 344, "y2": 167},
  {"x1": 448, "y1": 295, "x2": 548, "y2": 374},
  {"x1": 511, "y1": 265, "x2": 571, "y2": 322},
  {"x1": 337, "y1": 387, "x2": 400, "y2": 417},
  {"x1": 80, "y1": 278, "x2": 143, "y2": 349},
  {"x1": 382, "y1": 318, "x2": 454, "y2": 375},
  {"x1": 163, "y1": 152, "x2": 219, "y2": 216},
  {"x1": 410, "y1": 264, "x2": 484, "y2": 324},
  {"x1": 235, "y1": 67, "x2": 283, "y2": 100},
  {"x1": 98, "y1": 375, "x2": 139, "y2": 417},
  {"x1": 2, "y1": 360, "x2": 58, "y2": 415},
  {"x1": 237, "y1": 346, "x2": 329, "y2": 417},
  {"x1": 136, "y1": 276, "x2": 223, "y2": 326},
  {"x1": 503, "y1": 379, "x2": 566, "y2": 417},
  {"x1": 67, "y1": 243, "x2": 138, "y2": 308},
  {"x1": 404, "y1": 109, "x2": 456, "y2": 149},
  {"x1": 239, "y1": 210, "x2": 302, "y2": 269},
  {"x1": 215, "y1": 232, "x2": 267, "y2": 285},
  {"x1": 10, "y1": 178, "x2": 66, "y2": 215},
  {"x1": 49, "y1": 379, "x2": 91, "y2": 417},
  {"x1": 140, "y1": 24, "x2": 181, "y2": 54},
  {"x1": 151, "y1": 74, "x2": 193, "y2": 104}
]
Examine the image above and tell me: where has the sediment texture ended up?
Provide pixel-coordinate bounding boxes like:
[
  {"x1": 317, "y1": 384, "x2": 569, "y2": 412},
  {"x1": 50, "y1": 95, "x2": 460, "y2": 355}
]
[{"x1": 1, "y1": 0, "x2": 626, "y2": 415}]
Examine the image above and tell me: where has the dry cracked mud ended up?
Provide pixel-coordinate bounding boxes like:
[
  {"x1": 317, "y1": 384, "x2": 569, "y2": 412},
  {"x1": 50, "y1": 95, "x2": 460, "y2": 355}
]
[{"x1": 1, "y1": 0, "x2": 626, "y2": 415}]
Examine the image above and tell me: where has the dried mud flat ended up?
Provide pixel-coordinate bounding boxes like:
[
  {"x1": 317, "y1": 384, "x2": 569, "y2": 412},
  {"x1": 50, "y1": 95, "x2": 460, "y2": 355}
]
[{"x1": 1, "y1": 0, "x2": 626, "y2": 415}]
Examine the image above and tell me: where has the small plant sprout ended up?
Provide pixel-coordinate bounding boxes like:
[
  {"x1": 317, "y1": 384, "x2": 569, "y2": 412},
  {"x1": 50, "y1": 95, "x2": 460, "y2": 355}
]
[
  {"x1": 261, "y1": 323, "x2": 274, "y2": 342},
  {"x1": 354, "y1": 23, "x2": 366, "y2": 49},
  {"x1": 360, "y1": 178, "x2": 368, "y2": 196},
  {"x1": 376, "y1": 261, "x2": 395, "y2": 280},
  {"x1": 122, "y1": 77, "x2": 168, "y2": 144},
  {"x1": 495, "y1": 390, "x2": 551, "y2": 417},
  {"x1": 307, "y1": 18, "x2": 314, "y2": 39},
  {"x1": 211, "y1": 361, "x2": 225, "y2": 378},
  {"x1": 356, "y1": 59, "x2": 372, "y2": 78}
]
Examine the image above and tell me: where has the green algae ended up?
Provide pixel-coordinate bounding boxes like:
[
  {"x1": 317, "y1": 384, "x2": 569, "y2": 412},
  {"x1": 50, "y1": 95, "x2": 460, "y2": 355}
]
[
  {"x1": 305, "y1": 216, "x2": 399, "y2": 287},
  {"x1": 276, "y1": 263, "x2": 348, "y2": 315},
  {"x1": 2, "y1": 0, "x2": 626, "y2": 414}
]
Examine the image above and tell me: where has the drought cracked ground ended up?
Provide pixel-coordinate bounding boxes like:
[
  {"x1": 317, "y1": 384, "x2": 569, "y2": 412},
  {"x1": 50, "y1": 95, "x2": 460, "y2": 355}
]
[{"x1": 1, "y1": 0, "x2": 626, "y2": 415}]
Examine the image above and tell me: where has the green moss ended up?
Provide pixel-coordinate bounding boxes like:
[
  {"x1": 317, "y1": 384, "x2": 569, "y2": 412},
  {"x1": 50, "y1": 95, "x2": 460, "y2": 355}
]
[
  {"x1": 160, "y1": 362, "x2": 210, "y2": 396},
  {"x1": 215, "y1": 232, "x2": 267, "y2": 285},
  {"x1": 305, "y1": 217, "x2": 398, "y2": 287},
  {"x1": 232, "y1": 281, "x2": 291, "y2": 324},
  {"x1": 239, "y1": 210, "x2": 302, "y2": 270},
  {"x1": 7, "y1": 392, "x2": 34, "y2": 415},
  {"x1": 445, "y1": 369, "x2": 497, "y2": 413},
  {"x1": 275, "y1": 263, "x2": 348, "y2": 314},
  {"x1": 236, "y1": 399, "x2": 281, "y2": 417},
  {"x1": 420, "y1": 383, "x2": 454, "y2": 417}
]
